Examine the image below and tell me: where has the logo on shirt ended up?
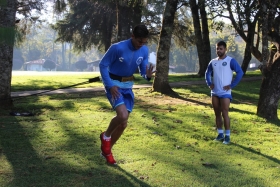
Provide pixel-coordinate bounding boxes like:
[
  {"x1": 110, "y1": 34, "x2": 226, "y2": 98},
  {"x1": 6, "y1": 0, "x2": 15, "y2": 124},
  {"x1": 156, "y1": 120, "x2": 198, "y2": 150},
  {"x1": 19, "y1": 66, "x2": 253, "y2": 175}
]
[
  {"x1": 222, "y1": 62, "x2": 227, "y2": 66},
  {"x1": 214, "y1": 63, "x2": 217, "y2": 66},
  {"x1": 136, "y1": 57, "x2": 143, "y2": 65},
  {"x1": 119, "y1": 57, "x2": 124, "y2": 62}
]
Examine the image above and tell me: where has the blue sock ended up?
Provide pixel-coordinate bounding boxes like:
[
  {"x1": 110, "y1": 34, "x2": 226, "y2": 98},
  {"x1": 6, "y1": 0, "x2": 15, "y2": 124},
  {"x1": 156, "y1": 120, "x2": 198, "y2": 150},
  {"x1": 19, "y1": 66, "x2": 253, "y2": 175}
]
[
  {"x1": 217, "y1": 129, "x2": 223, "y2": 134},
  {"x1": 225, "y1": 130, "x2": 230, "y2": 136}
]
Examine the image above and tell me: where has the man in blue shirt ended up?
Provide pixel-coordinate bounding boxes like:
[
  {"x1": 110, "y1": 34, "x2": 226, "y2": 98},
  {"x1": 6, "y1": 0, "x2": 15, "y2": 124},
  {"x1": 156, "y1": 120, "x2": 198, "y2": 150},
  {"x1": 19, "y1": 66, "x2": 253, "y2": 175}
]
[
  {"x1": 99, "y1": 25, "x2": 155, "y2": 164},
  {"x1": 205, "y1": 41, "x2": 243, "y2": 145}
]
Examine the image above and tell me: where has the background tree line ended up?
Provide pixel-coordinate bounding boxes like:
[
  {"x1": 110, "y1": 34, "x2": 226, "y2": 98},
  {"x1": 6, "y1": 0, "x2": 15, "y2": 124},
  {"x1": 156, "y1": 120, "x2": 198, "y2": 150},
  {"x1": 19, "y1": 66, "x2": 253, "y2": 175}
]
[{"x1": 12, "y1": 20, "x2": 253, "y2": 72}]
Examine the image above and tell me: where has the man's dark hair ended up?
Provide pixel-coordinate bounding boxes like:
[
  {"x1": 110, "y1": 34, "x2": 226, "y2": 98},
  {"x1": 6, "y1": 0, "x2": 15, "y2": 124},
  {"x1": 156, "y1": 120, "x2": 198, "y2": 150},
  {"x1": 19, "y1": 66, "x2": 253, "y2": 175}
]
[
  {"x1": 133, "y1": 24, "x2": 149, "y2": 38},
  {"x1": 216, "y1": 41, "x2": 227, "y2": 48}
]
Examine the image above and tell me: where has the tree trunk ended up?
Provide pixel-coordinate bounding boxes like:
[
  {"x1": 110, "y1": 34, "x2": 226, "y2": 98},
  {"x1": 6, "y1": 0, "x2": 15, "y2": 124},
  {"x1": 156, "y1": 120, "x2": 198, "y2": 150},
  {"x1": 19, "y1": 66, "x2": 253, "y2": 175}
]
[
  {"x1": 132, "y1": 1, "x2": 143, "y2": 25},
  {"x1": 116, "y1": 0, "x2": 143, "y2": 42},
  {"x1": 239, "y1": 21, "x2": 256, "y2": 74},
  {"x1": 116, "y1": 1, "x2": 131, "y2": 41},
  {"x1": 199, "y1": 0, "x2": 211, "y2": 73},
  {"x1": 0, "y1": 0, "x2": 17, "y2": 109},
  {"x1": 241, "y1": 42, "x2": 252, "y2": 74},
  {"x1": 61, "y1": 42, "x2": 66, "y2": 70},
  {"x1": 102, "y1": 13, "x2": 113, "y2": 51},
  {"x1": 257, "y1": 50, "x2": 280, "y2": 120},
  {"x1": 261, "y1": 2, "x2": 269, "y2": 65},
  {"x1": 257, "y1": 8, "x2": 280, "y2": 120},
  {"x1": 152, "y1": 0, "x2": 178, "y2": 95},
  {"x1": 189, "y1": 0, "x2": 205, "y2": 77},
  {"x1": 68, "y1": 43, "x2": 72, "y2": 70}
]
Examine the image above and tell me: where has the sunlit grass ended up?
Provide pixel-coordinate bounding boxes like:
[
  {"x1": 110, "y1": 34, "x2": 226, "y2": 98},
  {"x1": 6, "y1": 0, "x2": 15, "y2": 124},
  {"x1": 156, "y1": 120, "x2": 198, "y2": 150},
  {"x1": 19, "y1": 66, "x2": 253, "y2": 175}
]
[
  {"x1": 11, "y1": 70, "x2": 262, "y2": 92},
  {"x1": 1, "y1": 76, "x2": 280, "y2": 186}
]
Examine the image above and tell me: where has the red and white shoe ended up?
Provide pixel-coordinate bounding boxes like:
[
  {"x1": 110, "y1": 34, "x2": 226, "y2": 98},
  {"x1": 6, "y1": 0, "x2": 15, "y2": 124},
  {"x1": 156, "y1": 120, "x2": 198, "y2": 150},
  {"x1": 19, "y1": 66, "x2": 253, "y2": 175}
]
[
  {"x1": 100, "y1": 132, "x2": 111, "y2": 155},
  {"x1": 100, "y1": 152, "x2": 117, "y2": 165}
]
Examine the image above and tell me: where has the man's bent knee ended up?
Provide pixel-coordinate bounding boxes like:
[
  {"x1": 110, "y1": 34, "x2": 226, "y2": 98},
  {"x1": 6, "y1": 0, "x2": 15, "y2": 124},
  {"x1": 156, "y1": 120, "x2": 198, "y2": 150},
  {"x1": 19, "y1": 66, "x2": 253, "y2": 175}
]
[{"x1": 116, "y1": 112, "x2": 129, "y2": 122}]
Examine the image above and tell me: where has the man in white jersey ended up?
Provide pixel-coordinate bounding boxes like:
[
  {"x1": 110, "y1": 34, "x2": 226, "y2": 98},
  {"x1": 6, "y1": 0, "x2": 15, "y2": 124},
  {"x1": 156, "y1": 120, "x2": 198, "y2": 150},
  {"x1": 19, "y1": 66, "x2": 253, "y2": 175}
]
[{"x1": 205, "y1": 41, "x2": 243, "y2": 144}]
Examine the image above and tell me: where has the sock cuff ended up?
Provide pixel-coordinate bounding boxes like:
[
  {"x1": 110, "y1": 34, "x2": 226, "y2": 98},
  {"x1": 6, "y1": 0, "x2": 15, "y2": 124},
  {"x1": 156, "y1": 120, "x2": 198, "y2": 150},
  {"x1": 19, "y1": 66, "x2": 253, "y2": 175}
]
[
  {"x1": 217, "y1": 129, "x2": 224, "y2": 134},
  {"x1": 103, "y1": 133, "x2": 111, "y2": 140},
  {"x1": 225, "y1": 130, "x2": 230, "y2": 136}
]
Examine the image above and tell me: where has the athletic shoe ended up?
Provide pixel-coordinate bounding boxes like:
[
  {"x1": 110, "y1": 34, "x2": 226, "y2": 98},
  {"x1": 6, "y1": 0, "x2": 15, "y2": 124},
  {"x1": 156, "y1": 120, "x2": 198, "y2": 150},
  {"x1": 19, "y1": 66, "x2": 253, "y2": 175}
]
[
  {"x1": 223, "y1": 136, "x2": 230, "y2": 144},
  {"x1": 100, "y1": 152, "x2": 117, "y2": 165},
  {"x1": 214, "y1": 133, "x2": 224, "y2": 141},
  {"x1": 100, "y1": 132, "x2": 111, "y2": 155}
]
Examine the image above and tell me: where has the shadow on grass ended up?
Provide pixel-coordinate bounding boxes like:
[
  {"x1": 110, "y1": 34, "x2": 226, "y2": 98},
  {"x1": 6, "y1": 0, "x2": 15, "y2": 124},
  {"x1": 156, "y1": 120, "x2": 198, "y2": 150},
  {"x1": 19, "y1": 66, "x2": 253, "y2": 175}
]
[
  {"x1": 164, "y1": 90, "x2": 257, "y2": 116},
  {"x1": 232, "y1": 143, "x2": 280, "y2": 165},
  {"x1": 132, "y1": 107, "x2": 273, "y2": 186},
  {"x1": 0, "y1": 108, "x2": 150, "y2": 187}
]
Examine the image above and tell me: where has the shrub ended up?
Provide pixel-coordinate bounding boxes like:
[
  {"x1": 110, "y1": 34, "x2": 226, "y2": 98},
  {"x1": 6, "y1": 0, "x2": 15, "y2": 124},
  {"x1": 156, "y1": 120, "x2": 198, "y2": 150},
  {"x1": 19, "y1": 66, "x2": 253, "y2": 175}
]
[
  {"x1": 75, "y1": 60, "x2": 87, "y2": 71},
  {"x1": 12, "y1": 58, "x2": 24, "y2": 70},
  {"x1": 43, "y1": 59, "x2": 56, "y2": 71}
]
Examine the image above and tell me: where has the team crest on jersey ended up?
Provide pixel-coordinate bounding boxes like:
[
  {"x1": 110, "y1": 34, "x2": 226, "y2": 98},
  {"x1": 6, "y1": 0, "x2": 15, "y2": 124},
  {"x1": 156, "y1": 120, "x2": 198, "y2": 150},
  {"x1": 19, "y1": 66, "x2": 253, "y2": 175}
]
[
  {"x1": 136, "y1": 57, "x2": 143, "y2": 65},
  {"x1": 119, "y1": 57, "x2": 124, "y2": 62},
  {"x1": 222, "y1": 62, "x2": 227, "y2": 66}
]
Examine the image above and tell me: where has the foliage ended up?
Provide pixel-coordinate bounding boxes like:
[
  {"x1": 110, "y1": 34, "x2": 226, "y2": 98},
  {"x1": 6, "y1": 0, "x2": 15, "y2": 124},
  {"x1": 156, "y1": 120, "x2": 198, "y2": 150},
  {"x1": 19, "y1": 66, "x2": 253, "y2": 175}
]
[
  {"x1": 174, "y1": 65, "x2": 187, "y2": 73},
  {"x1": 14, "y1": 22, "x2": 103, "y2": 71},
  {"x1": 75, "y1": 60, "x2": 88, "y2": 71},
  {"x1": 12, "y1": 59, "x2": 24, "y2": 70},
  {"x1": 43, "y1": 59, "x2": 56, "y2": 71},
  {"x1": 172, "y1": 6, "x2": 195, "y2": 50},
  {"x1": 26, "y1": 48, "x2": 41, "y2": 61},
  {"x1": 53, "y1": 0, "x2": 113, "y2": 52},
  {"x1": 0, "y1": 0, "x2": 7, "y2": 6},
  {"x1": 13, "y1": 48, "x2": 25, "y2": 70},
  {"x1": 51, "y1": 0, "x2": 180, "y2": 53},
  {"x1": 0, "y1": 27, "x2": 16, "y2": 46},
  {"x1": 13, "y1": 0, "x2": 45, "y2": 46}
]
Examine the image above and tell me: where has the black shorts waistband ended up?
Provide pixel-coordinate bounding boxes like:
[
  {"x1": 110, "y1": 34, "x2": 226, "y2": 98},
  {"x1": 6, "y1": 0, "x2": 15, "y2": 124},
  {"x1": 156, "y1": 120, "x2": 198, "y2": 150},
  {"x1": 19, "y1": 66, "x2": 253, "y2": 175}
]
[{"x1": 109, "y1": 73, "x2": 134, "y2": 82}]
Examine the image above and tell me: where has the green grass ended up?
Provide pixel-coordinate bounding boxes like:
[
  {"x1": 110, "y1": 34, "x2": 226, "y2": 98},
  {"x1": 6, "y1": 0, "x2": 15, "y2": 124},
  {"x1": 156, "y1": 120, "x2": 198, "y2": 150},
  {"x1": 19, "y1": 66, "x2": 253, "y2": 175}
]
[
  {"x1": 1, "y1": 71, "x2": 279, "y2": 187},
  {"x1": 11, "y1": 70, "x2": 262, "y2": 92}
]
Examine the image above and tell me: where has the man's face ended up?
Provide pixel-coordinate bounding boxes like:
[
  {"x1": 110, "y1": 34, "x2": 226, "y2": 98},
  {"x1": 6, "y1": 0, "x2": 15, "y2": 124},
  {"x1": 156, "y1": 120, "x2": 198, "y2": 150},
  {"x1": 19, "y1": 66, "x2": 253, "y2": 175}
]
[
  {"x1": 216, "y1": 45, "x2": 226, "y2": 58},
  {"x1": 131, "y1": 35, "x2": 148, "y2": 50}
]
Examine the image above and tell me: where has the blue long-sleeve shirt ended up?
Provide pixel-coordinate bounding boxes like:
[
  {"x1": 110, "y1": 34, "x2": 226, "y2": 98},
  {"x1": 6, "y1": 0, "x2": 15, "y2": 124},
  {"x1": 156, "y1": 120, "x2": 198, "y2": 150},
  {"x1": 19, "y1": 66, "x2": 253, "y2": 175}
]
[
  {"x1": 205, "y1": 56, "x2": 243, "y2": 96},
  {"x1": 99, "y1": 39, "x2": 149, "y2": 89}
]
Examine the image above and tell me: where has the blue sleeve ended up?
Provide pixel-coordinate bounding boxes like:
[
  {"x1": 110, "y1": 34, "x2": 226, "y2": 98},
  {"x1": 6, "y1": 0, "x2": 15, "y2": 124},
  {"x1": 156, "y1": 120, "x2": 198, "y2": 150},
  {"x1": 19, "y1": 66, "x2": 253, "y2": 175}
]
[
  {"x1": 99, "y1": 45, "x2": 117, "y2": 89},
  {"x1": 138, "y1": 47, "x2": 151, "y2": 81},
  {"x1": 230, "y1": 58, "x2": 244, "y2": 88},
  {"x1": 205, "y1": 62, "x2": 213, "y2": 86}
]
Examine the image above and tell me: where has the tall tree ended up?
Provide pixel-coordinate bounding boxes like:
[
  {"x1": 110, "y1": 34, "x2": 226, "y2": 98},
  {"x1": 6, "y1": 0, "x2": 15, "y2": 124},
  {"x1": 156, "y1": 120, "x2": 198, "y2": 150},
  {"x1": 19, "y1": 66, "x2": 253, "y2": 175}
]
[
  {"x1": 152, "y1": 0, "x2": 179, "y2": 94},
  {"x1": 208, "y1": 0, "x2": 261, "y2": 74},
  {"x1": 0, "y1": 0, "x2": 17, "y2": 108},
  {"x1": 199, "y1": 0, "x2": 211, "y2": 74},
  {"x1": 257, "y1": 0, "x2": 280, "y2": 120},
  {"x1": 208, "y1": 0, "x2": 280, "y2": 119},
  {"x1": 53, "y1": 0, "x2": 115, "y2": 52},
  {"x1": 53, "y1": 0, "x2": 146, "y2": 53},
  {"x1": 0, "y1": 0, "x2": 46, "y2": 108},
  {"x1": 189, "y1": 0, "x2": 211, "y2": 76}
]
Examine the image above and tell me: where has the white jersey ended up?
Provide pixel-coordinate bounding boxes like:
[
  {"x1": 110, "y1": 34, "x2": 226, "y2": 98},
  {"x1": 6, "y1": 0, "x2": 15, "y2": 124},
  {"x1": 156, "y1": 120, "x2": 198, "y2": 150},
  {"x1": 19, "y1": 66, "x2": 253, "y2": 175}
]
[{"x1": 205, "y1": 56, "x2": 243, "y2": 97}]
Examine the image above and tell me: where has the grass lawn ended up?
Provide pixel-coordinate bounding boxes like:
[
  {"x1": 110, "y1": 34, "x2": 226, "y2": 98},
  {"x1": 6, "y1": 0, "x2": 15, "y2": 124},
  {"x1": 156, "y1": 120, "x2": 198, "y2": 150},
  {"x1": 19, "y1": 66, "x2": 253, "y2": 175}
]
[
  {"x1": 10, "y1": 70, "x2": 261, "y2": 92},
  {"x1": 0, "y1": 71, "x2": 279, "y2": 187}
]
